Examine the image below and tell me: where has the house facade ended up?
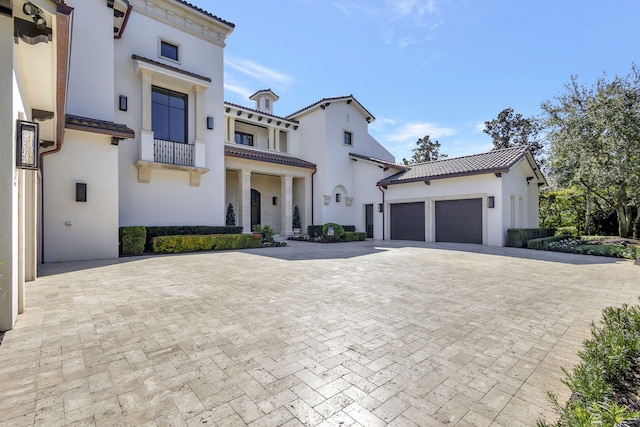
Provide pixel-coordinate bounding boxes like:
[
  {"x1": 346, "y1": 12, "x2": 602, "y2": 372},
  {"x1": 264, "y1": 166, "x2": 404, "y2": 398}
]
[{"x1": 0, "y1": 0, "x2": 544, "y2": 330}]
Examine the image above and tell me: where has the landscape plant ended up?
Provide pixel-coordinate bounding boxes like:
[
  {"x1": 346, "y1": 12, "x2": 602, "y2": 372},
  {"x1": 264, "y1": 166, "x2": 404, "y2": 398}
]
[{"x1": 225, "y1": 203, "x2": 236, "y2": 226}]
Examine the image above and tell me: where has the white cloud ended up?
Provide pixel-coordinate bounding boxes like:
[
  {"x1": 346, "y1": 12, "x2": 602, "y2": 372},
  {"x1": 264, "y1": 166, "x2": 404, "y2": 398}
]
[
  {"x1": 473, "y1": 121, "x2": 486, "y2": 133},
  {"x1": 386, "y1": 122, "x2": 457, "y2": 143},
  {"x1": 225, "y1": 57, "x2": 293, "y2": 88},
  {"x1": 223, "y1": 82, "x2": 253, "y2": 100}
]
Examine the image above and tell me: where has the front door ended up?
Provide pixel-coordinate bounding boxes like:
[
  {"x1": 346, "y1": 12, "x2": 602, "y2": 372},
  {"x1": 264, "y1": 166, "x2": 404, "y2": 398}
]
[
  {"x1": 251, "y1": 189, "x2": 261, "y2": 229},
  {"x1": 365, "y1": 204, "x2": 374, "y2": 238}
]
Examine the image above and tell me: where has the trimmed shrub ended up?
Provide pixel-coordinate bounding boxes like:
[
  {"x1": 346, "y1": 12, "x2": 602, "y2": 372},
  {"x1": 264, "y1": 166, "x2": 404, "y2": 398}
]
[
  {"x1": 145, "y1": 226, "x2": 243, "y2": 250},
  {"x1": 119, "y1": 226, "x2": 146, "y2": 256},
  {"x1": 342, "y1": 225, "x2": 356, "y2": 232},
  {"x1": 506, "y1": 228, "x2": 556, "y2": 248},
  {"x1": 151, "y1": 234, "x2": 260, "y2": 254},
  {"x1": 344, "y1": 231, "x2": 366, "y2": 241},
  {"x1": 527, "y1": 235, "x2": 569, "y2": 250},
  {"x1": 308, "y1": 225, "x2": 323, "y2": 238},
  {"x1": 322, "y1": 223, "x2": 345, "y2": 239},
  {"x1": 554, "y1": 226, "x2": 580, "y2": 238}
]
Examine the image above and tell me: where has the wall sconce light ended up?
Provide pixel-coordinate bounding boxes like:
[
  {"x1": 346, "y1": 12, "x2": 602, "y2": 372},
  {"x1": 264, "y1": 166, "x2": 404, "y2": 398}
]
[
  {"x1": 16, "y1": 120, "x2": 39, "y2": 170},
  {"x1": 272, "y1": 196, "x2": 277, "y2": 205},
  {"x1": 378, "y1": 203, "x2": 384, "y2": 213},
  {"x1": 207, "y1": 116, "x2": 214, "y2": 130},
  {"x1": 487, "y1": 196, "x2": 495, "y2": 209},
  {"x1": 336, "y1": 193, "x2": 341, "y2": 203},
  {"x1": 76, "y1": 183, "x2": 87, "y2": 202},
  {"x1": 23, "y1": 2, "x2": 46, "y2": 29},
  {"x1": 119, "y1": 95, "x2": 127, "y2": 111}
]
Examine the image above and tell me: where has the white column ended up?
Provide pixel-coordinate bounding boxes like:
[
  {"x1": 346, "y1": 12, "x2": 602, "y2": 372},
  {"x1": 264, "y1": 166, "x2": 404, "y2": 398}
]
[
  {"x1": 17, "y1": 169, "x2": 24, "y2": 314},
  {"x1": 275, "y1": 129, "x2": 281, "y2": 152},
  {"x1": 26, "y1": 170, "x2": 37, "y2": 281},
  {"x1": 268, "y1": 126, "x2": 275, "y2": 150},
  {"x1": 240, "y1": 170, "x2": 252, "y2": 233},
  {"x1": 140, "y1": 71, "x2": 154, "y2": 162},
  {"x1": 228, "y1": 116, "x2": 236, "y2": 143},
  {"x1": 193, "y1": 85, "x2": 206, "y2": 168},
  {"x1": 281, "y1": 175, "x2": 293, "y2": 236},
  {"x1": 0, "y1": 13, "x2": 17, "y2": 331},
  {"x1": 304, "y1": 174, "x2": 313, "y2": 231}
]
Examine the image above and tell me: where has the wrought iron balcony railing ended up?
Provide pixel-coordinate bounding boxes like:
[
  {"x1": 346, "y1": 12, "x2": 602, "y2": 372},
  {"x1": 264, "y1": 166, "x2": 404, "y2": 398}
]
[{"x1": 153, "y1": 139, "x2": 194, "y2": 166}]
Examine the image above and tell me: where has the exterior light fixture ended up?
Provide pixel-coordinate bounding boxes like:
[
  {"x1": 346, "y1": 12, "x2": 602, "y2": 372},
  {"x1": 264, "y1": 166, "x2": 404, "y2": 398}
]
[
  {"x1": 272, "y1": 196, "x2": 277, "y2": 205},
  {"x1": 76, "y1": 183, "x2": 87, "y2": 202},
  {"x1": 16, "y1": 120, "x2": 39, "y2": 170},
  {"x1": 206, "y1": 116, "x2": 214, "y2": 129},
  {"x1": 336, "y1": 193, "x2": 341, "y2": 203},
  {"x1": 487, "y1": 196, "x2": 495, "y2": 209},
  {"x1": 378, "y1": 203, "x2": 384, "y2": 213},
  {"x1": 119, "y1": 95, "x2": 127, "y2": 111}
]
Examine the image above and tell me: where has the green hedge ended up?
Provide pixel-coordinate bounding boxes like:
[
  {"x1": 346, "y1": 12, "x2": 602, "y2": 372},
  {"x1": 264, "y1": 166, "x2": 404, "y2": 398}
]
[
  {"x1": 151, "y1": 234, "x2": 261, "y2": 254},
  {"x1": 527, "y1": 235, "x2": 569, "y2": 250},
  {"x1": 322, "y1": 223, "x2": 345, "y2": 239},
  {"x1": 145, "y1": 226, "x2": 242, "y2": 250},
  {"x1": 342, "y1": 225, "x2": 356, "y2": 232},
  {"x1": 344, "y1": 231, "x2": 366, "y2": 241},
  {"x1": 554, "y1": 226, "x2": 580, "y2": 238},
  {"x1": 506, "y1": 228, "x2": 556, "y2": 248},
  {"x1": 119, "y1": 226, "x2": 146, "y2": 256}
]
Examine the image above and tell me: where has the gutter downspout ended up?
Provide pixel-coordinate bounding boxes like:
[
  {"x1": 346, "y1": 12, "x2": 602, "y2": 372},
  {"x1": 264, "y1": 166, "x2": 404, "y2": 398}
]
[
  {"x1": 40, "y1": 2, "x2": 73, "y2": 262},
  {"x1": 378, "y1": 184, "x2": 385, "y2": 240},
  {"x1": 311, "y1": 167, "x2": 316, "y2": 226}
]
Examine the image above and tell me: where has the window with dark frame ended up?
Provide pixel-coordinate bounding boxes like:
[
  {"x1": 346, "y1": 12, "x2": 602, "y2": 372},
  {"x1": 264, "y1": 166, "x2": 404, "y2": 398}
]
[
  {"x1": 234, "y1": 131, "x2": 254, "y2": 146},
  {"x1": 160, "y1": 40, "x2": 179, "y2": 61},
  {"x1": 344, "y1": 131, "x2": 352, "y2": 146},
  {"x1": 152, "y1": 86, "x2": 187, "y2": 143}
]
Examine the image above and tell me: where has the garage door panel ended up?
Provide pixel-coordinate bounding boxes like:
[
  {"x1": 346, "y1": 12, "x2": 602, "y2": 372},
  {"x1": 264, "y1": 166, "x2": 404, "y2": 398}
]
[
  {"x1": 435, "y1": 199, "x2": 482, "y2": 244},
  {"x1": 390, "y1": 202, "x2": 425, "y2": 241}
]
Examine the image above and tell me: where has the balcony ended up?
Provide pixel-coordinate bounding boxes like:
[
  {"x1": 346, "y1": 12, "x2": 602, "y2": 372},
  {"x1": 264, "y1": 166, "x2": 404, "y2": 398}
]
[
  {"x1": 154, "y1": 138, "x2": 194, "y2": 166},
  {"x1": 135, "y1": 131, "x2": 209, "y2": 187}
]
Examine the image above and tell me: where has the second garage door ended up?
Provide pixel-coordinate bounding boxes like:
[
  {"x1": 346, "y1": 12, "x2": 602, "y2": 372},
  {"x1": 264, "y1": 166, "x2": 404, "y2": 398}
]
[{"x1": 435, "y1": 199, "x2": 482, "y2": 244}]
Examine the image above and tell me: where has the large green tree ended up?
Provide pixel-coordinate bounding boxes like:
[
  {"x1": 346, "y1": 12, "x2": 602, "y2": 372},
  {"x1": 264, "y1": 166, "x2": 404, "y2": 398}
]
[
  {"x1": 483, "y1": 107, "x2": 543, "y2": 158},
  {"x1": 542, "y1": 66, "x2": 640, "y2": 237},
  {"x1": 402, "y1": 135, "x2": 448, "y2": 165}
]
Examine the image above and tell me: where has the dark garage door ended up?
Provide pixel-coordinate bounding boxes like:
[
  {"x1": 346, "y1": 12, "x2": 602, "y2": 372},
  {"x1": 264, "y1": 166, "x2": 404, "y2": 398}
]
[
  {"x1": 390, "y1": 202, "x2": 425, "y2": 241},
  {"x1": 435, "y1": 199, "x2": 482, "y2": 244}
]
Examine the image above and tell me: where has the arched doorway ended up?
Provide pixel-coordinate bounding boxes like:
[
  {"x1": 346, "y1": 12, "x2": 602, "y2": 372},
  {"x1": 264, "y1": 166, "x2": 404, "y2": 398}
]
[{"x1": 251, "y1": 189, "x2": 261, "y2": 229}]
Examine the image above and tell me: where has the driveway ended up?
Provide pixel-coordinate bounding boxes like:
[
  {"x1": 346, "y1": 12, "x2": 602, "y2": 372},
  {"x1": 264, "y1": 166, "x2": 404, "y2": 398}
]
[{"x1": 1, "y1": 241, "x2": 638, "y2": 426}]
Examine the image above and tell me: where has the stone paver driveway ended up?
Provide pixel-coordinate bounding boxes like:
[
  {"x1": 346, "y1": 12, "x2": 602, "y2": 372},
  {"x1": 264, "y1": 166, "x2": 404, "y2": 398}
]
[{"x1": 1, "y1": 240, "x2": 639, "y2": 427}]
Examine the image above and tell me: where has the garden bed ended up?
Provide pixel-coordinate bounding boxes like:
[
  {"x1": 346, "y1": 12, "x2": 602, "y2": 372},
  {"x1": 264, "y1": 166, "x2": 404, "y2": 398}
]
[{"x1": 529, "y1": 235, "x2": 639, "y2": 260}]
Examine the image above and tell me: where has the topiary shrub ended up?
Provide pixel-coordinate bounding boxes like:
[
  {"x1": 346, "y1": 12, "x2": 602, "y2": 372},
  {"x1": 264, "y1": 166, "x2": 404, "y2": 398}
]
[
  {"x1": 151, "y1": 234, "x2": 260, "y2": 254},
  {"x1": 506, "y1": 228, "x2": 556, "y2": 248},
  {"x1": 119, "y1": 226, "x2": 146, "y2": 256},
  {"x1": 344, "y1": 231, "x2": 366, "y2": 241},
  {"x1": 322, "y1": 223, "x2": 345, "y2": 239},
  {"x1": 225, "y1": 203, "x2": 236, "y2": 226}
]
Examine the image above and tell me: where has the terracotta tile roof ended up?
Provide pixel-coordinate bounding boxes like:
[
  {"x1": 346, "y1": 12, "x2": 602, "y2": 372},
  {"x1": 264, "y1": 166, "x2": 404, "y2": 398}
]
[
  {"x1": 225, "y1": 144, "x2": 316, "y2": 169},
  {"x1": 132, "y1": 54, "x2": 212, "y2": 83},
  {"x1": 349, "y1": 152, "x2": 409, "y2": 171},
  {"x1": 172, "y1": 0, "x2": 235, "y2": 28},
  {"x1": 65, "y1": 114, "x2": 135, "y2": 139},
  {"x1": 224, "y1": 102, "x2": 298, "y2": 124},
  {"x1": 286, "y1": 95, "x2": 375, "y2": 122},
  {"x1": 379, "y1": 146, "x2": 531, "y2": 186}
]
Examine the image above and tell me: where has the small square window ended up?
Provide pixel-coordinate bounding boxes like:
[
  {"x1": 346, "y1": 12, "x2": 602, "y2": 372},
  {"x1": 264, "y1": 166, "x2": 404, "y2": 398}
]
[
  {"x1": 160, "y1": 40, "x2": 179, "y2": 61},
  {"x1": 265, "y1": 99, "x2": 270, "y2": 109},
  {"x1": 344, "y1": 131, "x2": 352, "y2": 146}
]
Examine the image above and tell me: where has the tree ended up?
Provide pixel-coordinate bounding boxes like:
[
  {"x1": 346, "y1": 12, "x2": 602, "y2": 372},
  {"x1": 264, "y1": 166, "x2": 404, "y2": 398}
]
[
  {"x1": 225, "y1": 203, "x2": 236, "y2": 226},
  {"x1": 541, "y1": 65, "x2": 640, "y2": 237},
  {"x1": 402, "y1": 135, "x2": 448, "y2": 165},
  {"x1": 483, "y1": 107, "x2": 543, "y2": 158}
]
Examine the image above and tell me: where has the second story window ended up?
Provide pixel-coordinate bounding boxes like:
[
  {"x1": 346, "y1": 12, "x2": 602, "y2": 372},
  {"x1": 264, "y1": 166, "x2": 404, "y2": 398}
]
[
  {"x1": 152, "y1": 86, "x2": 187, "y2": 143},
  {"x1": 344, "y1": 131, "x2": 352, "y2": 146},
  {"x1": 160, "y1": 40, "x2": 179, "y2": 62},
  {"x1": 235, "y1": 131, "x2": 254, "y2": 146}
]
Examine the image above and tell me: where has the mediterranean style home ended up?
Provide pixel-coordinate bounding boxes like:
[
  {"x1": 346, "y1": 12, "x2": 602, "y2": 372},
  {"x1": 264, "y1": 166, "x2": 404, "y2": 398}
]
[{"x1": 0, "y1": 0, "x2": 545, "y2": 330}]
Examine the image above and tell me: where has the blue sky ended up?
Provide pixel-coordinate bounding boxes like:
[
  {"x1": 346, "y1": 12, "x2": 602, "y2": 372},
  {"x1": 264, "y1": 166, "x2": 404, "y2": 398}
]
[{"x1": 195, "y1": 0, "x2": 640, "y2": 162}]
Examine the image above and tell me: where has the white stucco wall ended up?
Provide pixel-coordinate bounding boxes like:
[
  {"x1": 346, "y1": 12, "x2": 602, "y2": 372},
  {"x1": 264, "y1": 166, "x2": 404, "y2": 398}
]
[
  {"x1": 501, "y1": 160, "x2": 541, "y2": 242},
  {"x1": 115, "y1": 7, "x2": 227, "y2": 227},
  {"x1": 351, "y1": 160, "x2": 387, "y2": 238},
  {"x1": 65, "y1": 0, "x2": 114, "y2": 121},
  {"x1": 43, "y1": 131, "x2": 119, "y2": 261}
]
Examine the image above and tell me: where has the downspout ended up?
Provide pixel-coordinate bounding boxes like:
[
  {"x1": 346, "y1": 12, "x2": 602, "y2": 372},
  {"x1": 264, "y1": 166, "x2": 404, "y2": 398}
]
[
  {"x1": 311, "y1": 167, "x2": 316, "y2": 226},
  {"x1": 378, "y1": 184, "x2": 385, "y2": 240},
  {"x1": 40, "y1": 2, "x2": 73, "y2": 262}
]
